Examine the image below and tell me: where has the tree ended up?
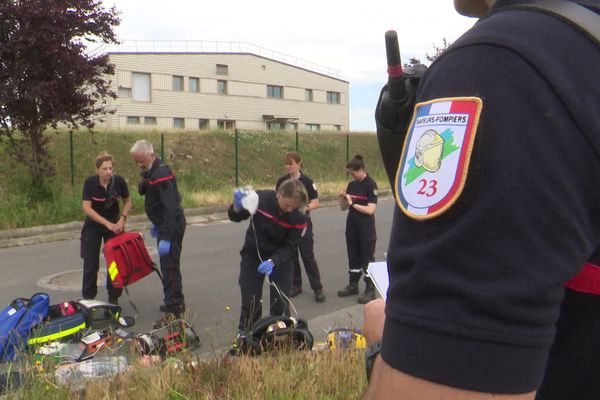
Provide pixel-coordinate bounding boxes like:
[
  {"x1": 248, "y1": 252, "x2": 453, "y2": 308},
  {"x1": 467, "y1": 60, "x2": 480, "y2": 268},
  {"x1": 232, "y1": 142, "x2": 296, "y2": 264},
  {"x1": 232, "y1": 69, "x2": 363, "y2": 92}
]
[
  {"x1": 0, "y1": 0, "x2": 120, "y2": 197},
  {"x1": 403, "y1": 57, "x2": 423, "y2": 68},
  {"x1": 426, "y1": 38, "x2": 451, "y2": 63}
]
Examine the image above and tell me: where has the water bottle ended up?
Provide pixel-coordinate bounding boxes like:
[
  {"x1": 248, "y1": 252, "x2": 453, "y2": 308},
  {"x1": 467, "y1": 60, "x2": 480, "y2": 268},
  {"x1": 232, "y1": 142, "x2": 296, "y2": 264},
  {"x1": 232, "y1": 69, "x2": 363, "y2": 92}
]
[{"x1": 54, "y1": 356, "x2": 128, "y2": 387}]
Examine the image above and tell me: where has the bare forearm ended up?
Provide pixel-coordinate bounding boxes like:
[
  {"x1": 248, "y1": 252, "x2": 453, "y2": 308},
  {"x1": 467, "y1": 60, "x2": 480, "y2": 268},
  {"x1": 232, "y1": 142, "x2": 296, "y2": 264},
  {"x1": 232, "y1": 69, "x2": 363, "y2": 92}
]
[{"x1": 364, "y1": 358, "x2": 535, "y2": 400}]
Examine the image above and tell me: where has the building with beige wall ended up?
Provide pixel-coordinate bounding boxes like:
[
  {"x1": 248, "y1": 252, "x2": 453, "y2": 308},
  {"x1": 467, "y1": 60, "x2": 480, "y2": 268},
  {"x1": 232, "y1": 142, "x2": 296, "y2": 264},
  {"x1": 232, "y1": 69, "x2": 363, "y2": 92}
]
[{"x1": 99, "y1": 41, "x2": 349, "y2": 132}]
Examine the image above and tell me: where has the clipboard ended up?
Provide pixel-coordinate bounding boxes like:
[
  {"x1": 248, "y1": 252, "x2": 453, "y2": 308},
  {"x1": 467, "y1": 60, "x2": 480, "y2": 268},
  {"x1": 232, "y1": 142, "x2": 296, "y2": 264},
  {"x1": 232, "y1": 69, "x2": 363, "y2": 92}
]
[{"x1": 367, "y1": 261, "x2": 389, "y2": 301}]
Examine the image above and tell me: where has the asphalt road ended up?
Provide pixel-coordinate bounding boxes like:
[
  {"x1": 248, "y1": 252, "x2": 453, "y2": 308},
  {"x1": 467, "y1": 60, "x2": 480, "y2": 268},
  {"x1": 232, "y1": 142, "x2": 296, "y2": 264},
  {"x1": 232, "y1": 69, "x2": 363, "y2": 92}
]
[{"x1": 0, "y1": 198, "x2": 395, "y2": 350}]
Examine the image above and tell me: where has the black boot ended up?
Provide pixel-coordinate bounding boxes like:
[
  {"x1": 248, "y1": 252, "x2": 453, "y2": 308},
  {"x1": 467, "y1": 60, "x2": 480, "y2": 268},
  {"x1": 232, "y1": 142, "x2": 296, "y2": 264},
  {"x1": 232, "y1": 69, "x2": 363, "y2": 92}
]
[
  {"x1": 314, "y1": 289, "x2": 326, "y2": 303},
  {"x1": 358, "y1": 280, "x2": 376, "y2": 304},
  {"x1": 337, "y1": 282, "x2": 359, "y2": 297}
]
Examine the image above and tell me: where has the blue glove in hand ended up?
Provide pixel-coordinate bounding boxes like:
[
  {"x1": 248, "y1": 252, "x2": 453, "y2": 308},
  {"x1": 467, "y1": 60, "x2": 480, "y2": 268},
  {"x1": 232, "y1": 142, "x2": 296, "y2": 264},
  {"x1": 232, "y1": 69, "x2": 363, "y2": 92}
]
[
  {"x1": 233, "y1": 188, "x2": 246, "y2": 210},
  {"x1": 150, "y1": 225, "x2": 158, "y2": 238},
  {"x1": 158, "y1": 240, "x2": 171, "y2": 257},
  {"x1": 258, "y1": 259, "x2": 274, "y2": 275}
]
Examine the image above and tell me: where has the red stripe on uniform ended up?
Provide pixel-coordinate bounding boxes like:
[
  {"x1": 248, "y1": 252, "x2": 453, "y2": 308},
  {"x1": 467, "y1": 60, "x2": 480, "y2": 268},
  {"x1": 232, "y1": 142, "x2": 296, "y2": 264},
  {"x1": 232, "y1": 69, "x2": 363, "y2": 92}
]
[
  {"x1": 147, "y1": 173, "x2": 175, "y2": 186},
  {"x1": 565, "y1": 262, "x2": 600, "y2": 295},
  {"x1": 350, "y1": 194, "x2": 368, "y2": 201},
  {"x1": 256, "y1": 208, "x2": 307, "y2": 230},
  {"x1": 92, "y1": 196, "x2": 106, "y2": 202}
]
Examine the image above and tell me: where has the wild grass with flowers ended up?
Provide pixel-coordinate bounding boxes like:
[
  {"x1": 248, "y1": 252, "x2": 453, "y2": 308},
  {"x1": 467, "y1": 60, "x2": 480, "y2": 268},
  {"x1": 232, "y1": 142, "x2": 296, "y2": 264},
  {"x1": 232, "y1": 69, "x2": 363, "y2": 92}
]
[
  {"x1": 4, "y1": 345, "x2": 366, "y2": 399},
  {"x1": 0, "y1": 129, "x2": 386, "y2": 231}
]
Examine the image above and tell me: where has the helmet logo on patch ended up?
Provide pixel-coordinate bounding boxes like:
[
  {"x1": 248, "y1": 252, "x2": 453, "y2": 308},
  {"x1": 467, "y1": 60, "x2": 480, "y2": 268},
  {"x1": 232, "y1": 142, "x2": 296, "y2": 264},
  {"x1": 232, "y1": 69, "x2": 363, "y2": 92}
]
[{"x1": 414, "y1": 129, "x2": 445, "y2": 173}]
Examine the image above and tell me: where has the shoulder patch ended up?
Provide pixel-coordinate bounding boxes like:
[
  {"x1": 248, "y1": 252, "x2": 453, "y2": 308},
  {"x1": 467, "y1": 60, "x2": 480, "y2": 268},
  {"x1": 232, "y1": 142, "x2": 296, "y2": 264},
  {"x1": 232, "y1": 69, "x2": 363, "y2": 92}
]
[{"x1": 395, "y1": 97, "x2": 482, "y2": 220}]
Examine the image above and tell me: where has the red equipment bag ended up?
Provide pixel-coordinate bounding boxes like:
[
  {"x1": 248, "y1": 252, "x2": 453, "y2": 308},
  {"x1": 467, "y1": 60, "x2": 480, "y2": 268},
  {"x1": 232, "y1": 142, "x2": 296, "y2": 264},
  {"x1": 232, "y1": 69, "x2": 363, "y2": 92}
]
[{"x1": 103, "y1": 232, "x2": 161, "y2": 288}]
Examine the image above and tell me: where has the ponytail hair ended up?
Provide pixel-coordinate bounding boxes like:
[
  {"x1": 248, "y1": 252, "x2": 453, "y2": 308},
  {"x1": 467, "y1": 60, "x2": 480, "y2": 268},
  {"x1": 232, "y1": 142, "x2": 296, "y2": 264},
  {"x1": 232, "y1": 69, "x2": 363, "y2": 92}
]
[{"x1": 346, "y1": 154, "x2": 365, "y2": 171}]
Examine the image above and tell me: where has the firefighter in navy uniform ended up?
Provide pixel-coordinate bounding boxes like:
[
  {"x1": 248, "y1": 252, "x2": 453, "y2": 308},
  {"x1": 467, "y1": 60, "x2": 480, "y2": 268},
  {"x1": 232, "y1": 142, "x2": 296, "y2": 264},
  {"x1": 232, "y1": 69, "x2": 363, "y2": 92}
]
[
  {"x1": 129, "y1": 140, "x2": 186, "y2": 317},
  {"x1": 228, "y1": 179, "x2": 308, "y2": 336},
  {"x1": 276, "y1": 151, "x2": 325, "y2": 303},
  {"x1": 81, "y1": 152, "x2": 131, "y2": 304},
  {"x1": 362, "y1": 0, "x2": 600, "y2": 399},
  {"x1": 337, "y1": 154, "x2": 378, "y2": 304}
]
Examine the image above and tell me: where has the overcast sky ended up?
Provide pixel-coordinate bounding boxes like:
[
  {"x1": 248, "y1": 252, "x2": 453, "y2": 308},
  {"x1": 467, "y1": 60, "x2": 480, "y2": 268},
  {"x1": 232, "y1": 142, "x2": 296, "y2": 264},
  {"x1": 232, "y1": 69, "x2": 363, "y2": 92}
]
[{"x1": 104, "y1": 1, "x2": 477, "y2": 131}]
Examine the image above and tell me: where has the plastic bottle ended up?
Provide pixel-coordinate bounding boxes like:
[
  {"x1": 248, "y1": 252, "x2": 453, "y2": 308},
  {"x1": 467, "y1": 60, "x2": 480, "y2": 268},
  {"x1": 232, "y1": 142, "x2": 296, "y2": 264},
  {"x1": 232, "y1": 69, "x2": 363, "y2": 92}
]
[{"x1": 54, "y1": 356, "x2": 128, "y2": 387}]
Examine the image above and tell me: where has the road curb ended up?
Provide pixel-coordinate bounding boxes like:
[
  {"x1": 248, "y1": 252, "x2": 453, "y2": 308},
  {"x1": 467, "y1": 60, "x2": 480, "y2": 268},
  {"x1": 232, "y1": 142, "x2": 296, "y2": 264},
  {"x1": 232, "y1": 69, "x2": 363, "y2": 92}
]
[{"x1": 0, "y1": 192, "x2": 391, "y2": 249}]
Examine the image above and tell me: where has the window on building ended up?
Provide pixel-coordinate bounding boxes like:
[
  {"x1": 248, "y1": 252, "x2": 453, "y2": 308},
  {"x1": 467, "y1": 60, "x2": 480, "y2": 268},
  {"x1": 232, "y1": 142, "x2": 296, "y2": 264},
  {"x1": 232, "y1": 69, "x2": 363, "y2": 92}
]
[
  {"x1": 199, "y1": 119, "x2": 209, "y2": 129},
  {"x1": 267, "y1": 85, "x2": 283, "y2": 99},
  {"x1": 173, "y1": 118, "x2": 185, "y2": 129},
  {"x1": 216, "y1": 64, "x2": 228, "y2": 76},
  {"x1": 217, "y1": 120, "x2": 236, "y2": 130},
  {"x1": 286, "y1": 122, "x2": 298, "y2": 131},
  {"x1": 173, "y1": 75, "x2": 184, "y2": 91},
  {"x1": 117, "y1": 86, "x2": 131, "y2": 98},
  {"x1": 327, "y1": 91, "x2": 340, "y2": 104},
  {"x1": 218, "y1": 80, "x2": 227, "y2": 95},
  {"x1": 127, "y1": 116, "x2": 140, "y2": 125},
  {"x1": 305, "y1": 89, "x2": 313, "y2": 102},
  {"x1": 189, "y1": 77, "x2": 199, "y2": 92},
  {"x1": 144, "y1": 116, "x2": 157, "y2": 125},
  {"x1": 131, "y1": 72, "x2": 151, "y2": 102},
  {"x1": 305, "y1": 123, "x2": 320, "y2": 132},
  {"x1": 334, "y1": 124, "x2": 342, "y2": 132},
  {"x1": 267, "y1": 121, "x2": 285, "y2": 130}
]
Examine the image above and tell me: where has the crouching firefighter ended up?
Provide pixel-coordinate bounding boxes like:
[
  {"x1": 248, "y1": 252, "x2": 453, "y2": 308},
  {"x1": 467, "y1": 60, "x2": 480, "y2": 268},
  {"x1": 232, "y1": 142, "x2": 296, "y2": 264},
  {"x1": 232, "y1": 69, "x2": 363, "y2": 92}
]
[{"x1": 228, "y1": 179, "x2": 309, "y2": 344}]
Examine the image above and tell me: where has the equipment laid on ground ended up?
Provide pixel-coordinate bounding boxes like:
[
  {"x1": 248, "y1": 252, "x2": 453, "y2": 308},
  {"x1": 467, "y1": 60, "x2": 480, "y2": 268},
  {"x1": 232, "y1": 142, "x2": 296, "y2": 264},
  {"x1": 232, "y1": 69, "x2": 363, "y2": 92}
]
[
  {"x1": 27, "y1": 309, "x2": 86, "y2": 346},
  {"x1": 28, "y1": 299, "x2": 134, "y2": 347},
  {"x1": 327, "y1": 328, "x2": 367, "y2": 350},
  {"x1": 134, "y1": 318, "x2": 200, "y2": 357},
  {"x1": 103, "y1": 231, "x2": 162, "y2": 288},
  {"x1": 54, "y1": 355, "x2": 128, "y2": 388},
  {"x1": 0, "y1": 293, "x2": 49, "y2": 361},
  {"x1": 76, "y1": 299, "x2": 135, "y2": 329},
  {"x1": 232, "y1": 315, "x2": 313, "y2": 355}
]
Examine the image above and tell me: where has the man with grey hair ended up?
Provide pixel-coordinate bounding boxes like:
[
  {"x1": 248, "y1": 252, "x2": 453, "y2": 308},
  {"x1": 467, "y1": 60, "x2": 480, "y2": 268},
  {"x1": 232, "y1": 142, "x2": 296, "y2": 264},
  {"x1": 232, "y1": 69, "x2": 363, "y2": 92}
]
[{"x1": 130, "y1": 139, "x2": 186, "y2": 317}]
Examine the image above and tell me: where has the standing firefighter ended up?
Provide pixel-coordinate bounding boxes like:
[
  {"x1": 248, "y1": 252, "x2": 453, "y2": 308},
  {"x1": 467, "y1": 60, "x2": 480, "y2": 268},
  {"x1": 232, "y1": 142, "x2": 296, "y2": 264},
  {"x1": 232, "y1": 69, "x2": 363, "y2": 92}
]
[
  {"x1": 80, "y1": 152, "x2": 131, "y2": 304},
  {"x1": 276, "y1": 151, "x2": 326, "y2": 303},
  {"x1": 129, "y1": 140, "x2": 186, "y2": 317},
  {"x1": 228, "y1": 179, "x2": 308, "y2": 339},
  {"x1": 338, "y1": 154, "x2": 379, "y2": 304}
]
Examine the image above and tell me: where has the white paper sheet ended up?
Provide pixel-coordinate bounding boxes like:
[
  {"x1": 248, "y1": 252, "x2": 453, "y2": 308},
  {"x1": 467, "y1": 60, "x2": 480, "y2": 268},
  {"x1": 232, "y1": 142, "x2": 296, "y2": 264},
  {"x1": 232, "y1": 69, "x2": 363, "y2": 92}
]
[{"x1": 367, "y1": 261, "x2": 389, "y2": 300}]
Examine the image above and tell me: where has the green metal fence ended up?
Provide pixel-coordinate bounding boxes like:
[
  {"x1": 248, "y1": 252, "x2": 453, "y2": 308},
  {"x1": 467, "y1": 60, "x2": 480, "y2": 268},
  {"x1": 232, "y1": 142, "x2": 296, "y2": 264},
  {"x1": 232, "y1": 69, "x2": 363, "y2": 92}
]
[{"x1": 55, "y1": 129, "x2": 384, "y2": 195}]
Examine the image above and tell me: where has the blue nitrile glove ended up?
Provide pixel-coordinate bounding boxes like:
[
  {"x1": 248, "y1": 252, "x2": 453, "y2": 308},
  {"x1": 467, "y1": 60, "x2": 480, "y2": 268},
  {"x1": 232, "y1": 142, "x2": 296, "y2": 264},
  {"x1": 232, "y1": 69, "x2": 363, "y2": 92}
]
[
  {"x1": 258, "y1": 259, "x2": 274, "y2": 275},
  {"x1": 233, "y1": 188, "x2": 246, "y2": 210},
  {"x1": 150, "y1": 225, "x2": 158, "y2": 238},
  {"x1": 158, "y1": 240, "x2": 171, "y2": 257}
]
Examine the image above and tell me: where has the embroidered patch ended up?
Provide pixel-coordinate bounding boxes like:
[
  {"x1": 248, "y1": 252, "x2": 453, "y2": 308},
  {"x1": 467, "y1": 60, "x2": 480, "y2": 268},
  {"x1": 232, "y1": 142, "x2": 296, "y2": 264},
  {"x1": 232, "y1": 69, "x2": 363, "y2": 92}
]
[{"x1": 395, "y1": 97, "x2": 482, "y2": 219}]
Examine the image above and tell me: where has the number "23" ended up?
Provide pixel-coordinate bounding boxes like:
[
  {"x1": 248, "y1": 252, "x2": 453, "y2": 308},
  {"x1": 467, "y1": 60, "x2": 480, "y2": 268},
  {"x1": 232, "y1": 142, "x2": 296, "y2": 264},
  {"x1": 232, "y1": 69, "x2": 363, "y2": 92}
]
[{"x1": 417, "y1": 179, "x2": 438, "y2": 197}]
